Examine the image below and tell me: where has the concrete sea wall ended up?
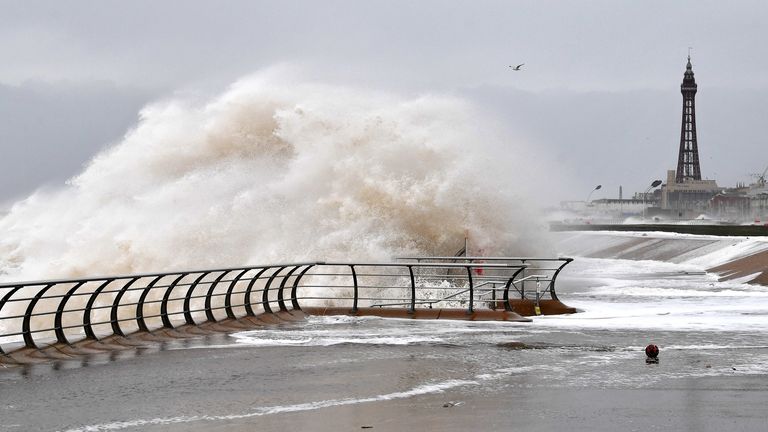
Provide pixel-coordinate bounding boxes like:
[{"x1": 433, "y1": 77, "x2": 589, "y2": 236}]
[{"x1": 554, "y1": 231, "x2": 768, "y2": 285}]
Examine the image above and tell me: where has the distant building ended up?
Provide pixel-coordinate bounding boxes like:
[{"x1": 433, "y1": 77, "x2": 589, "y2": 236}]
[
  {"x1": 660, "y1": 169, "x2": 719, "y2": 215},
  {"x1": 590, "y1": 198, "x2": 650, "y2": 215}
]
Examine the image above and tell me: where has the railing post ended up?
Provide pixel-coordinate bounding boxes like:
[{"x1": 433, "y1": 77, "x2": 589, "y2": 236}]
[
  {"x1": 503, "y1": 267, "x2": 527, "y2": 312},
  {"x1": 290, "y1": 264, "x2": 315, "y2": 311},
  {"x1": 349, "y1": 265, "x2": 358, "y2": 313},
  {"x1": 160, "y1": 273, "x2": 188, "y2": 328},
  {"x1": 224, "y1": 269, "x2": 251, "y2": 320},
  {"x1": 110, "y1": 277, "x2": 140, "y2": 337},
  {"x1": 21, "y1": 283, "x2": 55, "y2": 349},
  {"x1": 262, "y1": 266, "x2": 287, "y2": 314},
  {"x1": 408, "y1": 265, "x2": 416, "y2": 313},
  {"x1": 0, "y1": 286, "x2": 26, "y2": 354},
  {"x1": 277, "y1": 266, "x2": 301, "y2": 312},
  {"x1": 184, "y1": 272, "x2": 211, "y2": 325},
  {"x1": 204, "y1": 271, "x2": 233, "y2": 323},
  {"x1": 466, "y1": 266, "x2": 474, "y2": 314},
  {"x1": 136, "y1": 275, "x2": 165, "y2": 332},
  {"x1": 83, "y1": 279, "x2": 115, "y2": 340},
  {"x1": 549, "y1": 258, "x2": 573, "y2": 301},
  {"x1": 244, "y1": 268, "x2": 269, "y2": 316},
  {"x1": 54, "y1": 281, "x2": 86, "y2": 344},
  {"x1": 520, "y1": 259, "x2": 527, "y2": 299}
]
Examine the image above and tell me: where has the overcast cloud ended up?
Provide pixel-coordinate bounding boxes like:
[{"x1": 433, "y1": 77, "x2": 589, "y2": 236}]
[{"x1": 1, "y1": 0, "x2": 766, "y2": 204}]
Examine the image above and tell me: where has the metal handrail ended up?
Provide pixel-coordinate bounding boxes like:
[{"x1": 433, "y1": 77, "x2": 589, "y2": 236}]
[
  {"x1": 0, "y1": 258, "x2": 572, "y2": 355},
  {"x1": 370, "y1": 280, "x2": 508, "y2": 308},
  {"x1": 0, "y1": 262, "x2": 321, "y2": 289},
  {"x1": 396, "y1": 256, "x2": 573, "y2": 262},
  {"x1": 396, "y1": 256, "x2": 573, "y2": 301}
]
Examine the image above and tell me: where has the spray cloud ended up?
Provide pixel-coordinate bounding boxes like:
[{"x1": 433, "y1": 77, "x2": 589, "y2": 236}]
[{"x1": 0, "y1": 71, "x2": 549, "y2": 281}]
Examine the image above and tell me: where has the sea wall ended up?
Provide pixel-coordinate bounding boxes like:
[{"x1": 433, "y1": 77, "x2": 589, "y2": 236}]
[
  {"x1": 554, "y1": 231, "x2": 768, "y2": 285},
  {"x1": 551, "y1": 223, "x2": 768, "y2": 237}
]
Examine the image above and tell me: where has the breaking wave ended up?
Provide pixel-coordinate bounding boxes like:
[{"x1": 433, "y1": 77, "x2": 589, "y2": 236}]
[{"x1": 0, "y1": 70, "x2": 549, "y2": 281}]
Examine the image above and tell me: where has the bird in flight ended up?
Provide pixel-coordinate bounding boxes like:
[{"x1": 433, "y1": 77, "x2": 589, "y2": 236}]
[{"x1": 509, "y1": 63, "x2": 524, "y2": 71}]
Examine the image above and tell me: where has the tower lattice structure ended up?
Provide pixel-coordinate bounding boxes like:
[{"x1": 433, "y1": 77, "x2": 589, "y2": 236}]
[{"x1": 676, "y1": 55, "x2": 701, "y2": 183}]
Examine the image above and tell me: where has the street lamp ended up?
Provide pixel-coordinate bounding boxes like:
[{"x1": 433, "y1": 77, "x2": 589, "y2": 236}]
[
  {"x1": 586, "y1": 184, "x2": 602, "y2": 206},
  {"x1": 642, "y1": 180, "x2": 663, "y2": 220}
]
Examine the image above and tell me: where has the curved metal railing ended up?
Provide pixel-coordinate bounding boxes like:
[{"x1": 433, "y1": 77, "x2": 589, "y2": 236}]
[
  {"x1": 0, "y1": 258, "x2": 571, "y2": 354},
  {"x1": 397, "y1": 256, "x2": 573, "y2": 304}
]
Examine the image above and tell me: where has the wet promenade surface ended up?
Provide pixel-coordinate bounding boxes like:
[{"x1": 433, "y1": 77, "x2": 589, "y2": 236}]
[
  {"x1": 3, "y1": 252, "x2": 768, "y2": 431},
  {"x1": 1, "y1": 317, "x2": 767, "y2": 432}
]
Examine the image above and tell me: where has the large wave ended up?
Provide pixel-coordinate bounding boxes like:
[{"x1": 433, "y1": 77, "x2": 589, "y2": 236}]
[{"x1": 0, "y1": 72, "x2": 549, "y2": 281}]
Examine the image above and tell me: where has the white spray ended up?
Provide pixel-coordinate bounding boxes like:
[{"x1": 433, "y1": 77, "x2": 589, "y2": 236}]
[{"x1": 0, "y1": 72, "x2": 550, "y2": 282}]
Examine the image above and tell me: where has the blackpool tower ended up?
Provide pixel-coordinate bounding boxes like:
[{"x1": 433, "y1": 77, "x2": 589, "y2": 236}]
[{"x1": 676, "y1": 55, "x2": 702, "y2": 183}]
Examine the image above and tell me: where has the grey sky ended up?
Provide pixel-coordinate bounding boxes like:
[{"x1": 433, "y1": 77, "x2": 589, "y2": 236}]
[{"x1": 1, "y1": 0, "x2": 767, "y2": 203}]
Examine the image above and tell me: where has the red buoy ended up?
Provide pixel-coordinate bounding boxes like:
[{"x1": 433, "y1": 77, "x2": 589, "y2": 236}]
[{"x1": 645, "y1": 344, "x2": 659, "y2": 363}]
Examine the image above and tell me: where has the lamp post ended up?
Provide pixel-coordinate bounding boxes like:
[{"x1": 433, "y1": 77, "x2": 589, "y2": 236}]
[
  {"x1": 642, "y1": 180, "x2": 663, "y2": 221},
  {"x1": 586, "y1": 184, "x2": 602, "y2": 206}
]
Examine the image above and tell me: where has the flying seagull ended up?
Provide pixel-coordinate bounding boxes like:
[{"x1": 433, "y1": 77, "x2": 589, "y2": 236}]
[{"x1": 509, "y1": 63, "x2": 524, "y2": 71}]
